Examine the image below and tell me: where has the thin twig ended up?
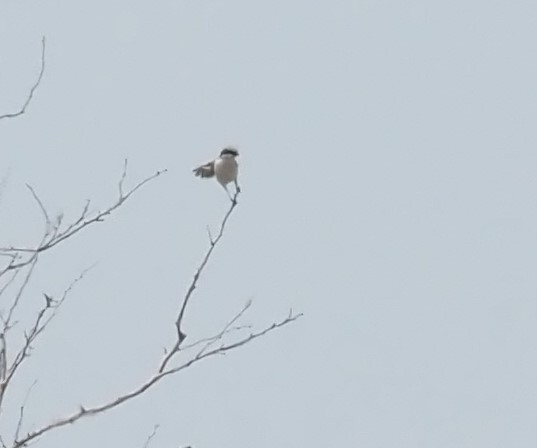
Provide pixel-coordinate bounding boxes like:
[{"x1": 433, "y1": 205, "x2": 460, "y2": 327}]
[
  {"x1": 0, "y1": 270, "x2": 19, "y2": 300},
  {"x1": 4, "y1": 256, "x2": 39, "y2": 330},
  {"x1": 0, "y1": 333, "x2": 6, "y2": 382},
  {"x1": 0, "y1": 36, "x2": 46, "y2": 121},
  {"x1": 142, "y1": 424, "x2": 160, "y2": 448},
  {"x1": 179, "y1": 322, "x2": 252, "y2": 352},
  {"x1": 195, "y1": 300, "x2": 252, "y2": 357},
  {"x1": 13, "y1": 380, "x2": 37, "y2": 444},
  {"x1": 26, "y1": 184, "x2": 51, "y2": 234},
  {"x1": 119, "y1": 159, "x2": 128, "y2": 198}
]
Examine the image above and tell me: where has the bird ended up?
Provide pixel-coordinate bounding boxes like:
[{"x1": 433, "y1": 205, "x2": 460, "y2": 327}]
[{"x1": 193, "y1": 147, "x2": 240, "y2": 201}]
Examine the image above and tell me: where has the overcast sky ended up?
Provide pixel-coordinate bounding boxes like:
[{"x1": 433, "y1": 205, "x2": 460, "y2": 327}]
[{"x1": 1, "y1": 0, "x2": 537, "y2": 447}]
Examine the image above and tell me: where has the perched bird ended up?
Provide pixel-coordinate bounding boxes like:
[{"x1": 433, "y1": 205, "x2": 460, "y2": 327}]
[{"x1": 193, "y1": 147, "x2": 240, "y2": 200}]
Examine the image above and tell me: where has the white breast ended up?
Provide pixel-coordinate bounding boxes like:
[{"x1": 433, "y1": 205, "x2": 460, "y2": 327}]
[{"x1": 214, "y1": 156, "x2": 238, "y2": 186}]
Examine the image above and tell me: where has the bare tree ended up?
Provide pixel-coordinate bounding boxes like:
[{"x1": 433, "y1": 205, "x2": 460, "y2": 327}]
[{"x1": 0, "y1": 38, "x2": 301, "y2": 448}]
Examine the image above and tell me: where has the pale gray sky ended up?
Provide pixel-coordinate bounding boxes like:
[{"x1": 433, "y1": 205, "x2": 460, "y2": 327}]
[{"x1": 1, "y1": 0, "x2": 537, "y2": 447}]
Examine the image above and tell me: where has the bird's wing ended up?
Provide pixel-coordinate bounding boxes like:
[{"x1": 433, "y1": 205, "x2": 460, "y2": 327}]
[{"x1": 193, "y1": 161, "x2": 215, "y2": 178}]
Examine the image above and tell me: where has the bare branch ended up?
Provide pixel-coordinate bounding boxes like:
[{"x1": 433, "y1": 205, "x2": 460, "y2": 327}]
[
  {"x1": 1, "y1": 267, "x2": 93, "y2": 405},
  {"x1": 159, "y1": 188, "x2": 241, "y2": 373},
  {"x1": 12, "y1": 310, "x2": 300, "y2": 448},
  {"x1": 175, "y1": 190, "x2": 240, "y2": 350},
  {"x1": 0, "y1": 36, "x2": 46, "y2": 121},
  {"x1": 0, "y1": 164, "x2": 165, "y2": 420},
  {"x1": 0, "y1": 165, "x2": 166, "y2": 274}
]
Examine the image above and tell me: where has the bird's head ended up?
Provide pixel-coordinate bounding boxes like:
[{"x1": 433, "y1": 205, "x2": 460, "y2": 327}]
[{"x1": 220, "y1": 147, "x2": 239, "y2": 158}]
